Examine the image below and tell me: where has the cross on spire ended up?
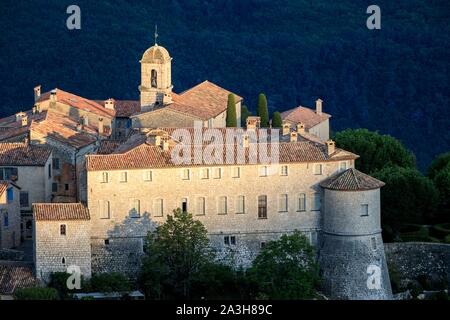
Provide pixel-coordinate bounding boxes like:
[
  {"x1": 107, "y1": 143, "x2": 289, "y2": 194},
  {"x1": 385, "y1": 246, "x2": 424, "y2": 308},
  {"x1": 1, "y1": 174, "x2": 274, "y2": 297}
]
[{"x1": 154, "y1": 24, "x2": 158, "y2": 45}]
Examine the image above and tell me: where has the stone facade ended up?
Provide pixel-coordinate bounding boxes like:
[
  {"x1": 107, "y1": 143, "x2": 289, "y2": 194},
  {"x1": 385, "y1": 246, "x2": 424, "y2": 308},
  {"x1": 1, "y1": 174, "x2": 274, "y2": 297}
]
[
  {"x1": 33, "y1": 219, "x2": 91, "y2": 282},
  {"x1": 86, "y1": 160, "x2": 352, "y2": 273},
  {"x1": 0, "y1": 184, "x2": 21, "y2": 249},
  {"x1": 319, "y1": 188, "x2": 392, "y2": 300}
]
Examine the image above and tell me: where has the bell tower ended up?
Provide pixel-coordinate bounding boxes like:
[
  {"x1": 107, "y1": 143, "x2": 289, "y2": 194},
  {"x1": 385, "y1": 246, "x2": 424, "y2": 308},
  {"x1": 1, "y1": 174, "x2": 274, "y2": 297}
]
[{"x1": 139, "y1": 30, "x2": 173, "y2": 112}]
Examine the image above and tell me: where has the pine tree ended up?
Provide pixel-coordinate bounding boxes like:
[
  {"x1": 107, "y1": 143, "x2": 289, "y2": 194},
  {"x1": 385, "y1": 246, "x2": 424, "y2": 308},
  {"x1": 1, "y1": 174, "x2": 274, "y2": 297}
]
[
  {"x1": 257, "y1": 93, "x2": 269, "y2": 127},
  {"x1": 241, "y1": 105, "x2": 251, "y2": 127},
  {"x1": 226, "y1": 94, "x2": 237, "y2": 127},
  {"x1": 271, "y1": 111, "x2": 282, "y2": 128}
]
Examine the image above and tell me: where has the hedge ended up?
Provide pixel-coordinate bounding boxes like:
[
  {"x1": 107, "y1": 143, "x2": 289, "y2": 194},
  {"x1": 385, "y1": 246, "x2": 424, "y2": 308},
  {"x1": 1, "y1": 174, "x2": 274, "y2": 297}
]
[{"x1": 14, "y1": 287, "x2": 59, "y2": 300}]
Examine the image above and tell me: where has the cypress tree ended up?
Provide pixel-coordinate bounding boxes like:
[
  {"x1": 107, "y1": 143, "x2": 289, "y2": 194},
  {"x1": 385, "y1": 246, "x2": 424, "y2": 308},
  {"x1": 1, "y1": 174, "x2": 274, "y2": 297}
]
[
  {"x1": 257, "y1": 93, "x2": 269, "y2": 127},
  {"x1": 226, "y1": 94, "x2": 237, "y2": 127},
  {"x1": 271, "y1": 111, "x2": 282, "y2": 128},
  {"x1": 241, "y1": 105, "x2": 251, "y2": 127}
]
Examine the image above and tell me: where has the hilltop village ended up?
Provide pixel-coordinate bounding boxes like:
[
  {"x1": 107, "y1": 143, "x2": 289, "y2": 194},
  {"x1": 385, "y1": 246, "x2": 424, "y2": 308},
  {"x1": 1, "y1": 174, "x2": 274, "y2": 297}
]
[{"x1": 0, "y1": 43, "x2": 392, "y2": 300}]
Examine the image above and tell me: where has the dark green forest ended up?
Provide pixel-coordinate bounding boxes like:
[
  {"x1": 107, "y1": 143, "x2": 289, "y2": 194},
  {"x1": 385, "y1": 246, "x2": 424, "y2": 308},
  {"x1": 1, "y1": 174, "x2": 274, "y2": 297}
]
[{"x1": 0, "y1": 0, "x2": 449, "y2": 169}]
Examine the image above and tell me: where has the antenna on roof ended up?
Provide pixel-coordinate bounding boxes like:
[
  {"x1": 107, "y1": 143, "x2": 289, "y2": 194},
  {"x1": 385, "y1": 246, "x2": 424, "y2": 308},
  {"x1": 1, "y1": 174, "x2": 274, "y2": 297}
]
[{"x1": 154, "y1": 24, "x2": 158, "y2": 46}]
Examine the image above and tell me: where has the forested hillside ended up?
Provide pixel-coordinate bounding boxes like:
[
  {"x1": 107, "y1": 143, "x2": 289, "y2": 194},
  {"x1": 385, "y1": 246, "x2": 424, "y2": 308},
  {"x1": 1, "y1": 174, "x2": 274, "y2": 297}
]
[{"x1": 0, "y1": 0, "x2": 449, "y2": 169}]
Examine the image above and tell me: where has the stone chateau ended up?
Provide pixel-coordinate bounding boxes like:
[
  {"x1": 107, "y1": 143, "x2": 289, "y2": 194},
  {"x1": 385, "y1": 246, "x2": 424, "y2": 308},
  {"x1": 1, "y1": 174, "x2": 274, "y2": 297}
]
[{"x1": 0, "y1": 42, "x2": 392, "y2": 299}]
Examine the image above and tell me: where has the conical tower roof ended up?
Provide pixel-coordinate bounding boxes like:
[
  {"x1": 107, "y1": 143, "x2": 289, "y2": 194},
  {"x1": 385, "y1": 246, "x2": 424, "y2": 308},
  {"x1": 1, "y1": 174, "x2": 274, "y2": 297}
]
[{"x1": 320, "y1": 168, "x2": 385, "y2": 191}]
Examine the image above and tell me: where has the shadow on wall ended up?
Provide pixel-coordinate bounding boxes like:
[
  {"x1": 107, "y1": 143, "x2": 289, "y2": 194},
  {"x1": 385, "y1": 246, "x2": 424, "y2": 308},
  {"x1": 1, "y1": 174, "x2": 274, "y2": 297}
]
[{"x1": 91, "y1": 211, "x2": 158, "y2": 277}]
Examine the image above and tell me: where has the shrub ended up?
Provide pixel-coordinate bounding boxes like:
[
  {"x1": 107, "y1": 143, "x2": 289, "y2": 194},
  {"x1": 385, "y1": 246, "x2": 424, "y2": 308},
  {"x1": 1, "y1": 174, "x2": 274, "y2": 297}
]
[
  {"x1": 90, "y1": 273, "x2": 131, "y2": 292},
  {"x1": 432, "y1": 223, "x2": 450, "y2": 238},
  {"x1": 14, "y1": 287, "x2": 59, "y2": 300},
  {"x1": 48, "y1": 272, "x2": 89, "y2": 299},
  {"x1": 445, "y1": 235, "x2": 450, "y2": 244}
]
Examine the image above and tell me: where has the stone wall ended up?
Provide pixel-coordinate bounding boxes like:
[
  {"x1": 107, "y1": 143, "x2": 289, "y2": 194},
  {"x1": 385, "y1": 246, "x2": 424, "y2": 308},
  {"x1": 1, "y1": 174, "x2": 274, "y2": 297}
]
[
  {"x1": 385, "y1": 242, "x2": 450, "y2": 289},
  {"x1": 34, "y1": 219, "x2": 91, "y2": 282}
]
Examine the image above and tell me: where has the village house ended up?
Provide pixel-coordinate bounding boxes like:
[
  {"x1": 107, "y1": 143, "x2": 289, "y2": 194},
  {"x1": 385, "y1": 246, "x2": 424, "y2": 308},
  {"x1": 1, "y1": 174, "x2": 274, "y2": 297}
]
[
  {"x1": 0, "y1": 181, "x2": 21, "y2": 249},
  {"x1": 0, "y1": 142, "x2": 52, "y2": 240}
]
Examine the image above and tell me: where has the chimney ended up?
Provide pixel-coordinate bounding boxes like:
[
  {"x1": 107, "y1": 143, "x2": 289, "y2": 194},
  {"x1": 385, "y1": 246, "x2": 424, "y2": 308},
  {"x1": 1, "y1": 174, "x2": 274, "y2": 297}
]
[
  {"x1": 104, "y1": 98, "x2": 115, "y2": 110},
  {"x1": 296, "y1": 122, "x2": 305, "y2": 134},
  {"x1": 98, "y1": 118, "x2": 104, "y2": 135},
  {"x1": 316, "y1": 99, "x2": 323, "y2": 115},
  {"x1": 21, "y1": 115, "x2": 28, "y2": 127},
  {"x1": 282, "y1": 121, "x2": 290, "y2": 136},
  {"x1": 147, "y1": 134, "x2": 161, "y2": 146},
  {"x1": 326, "y1": 139, "x2": 336, "y2": 155},
  {"x1": 76, "y1": 124, "x2": 83, "y2": 132},
  {"x1": 50, "y1": 89, "x2": 57, "y2": 103},
  {"x1": 163, "y1": 93, "x2": 173, "y2": 105},
  {"x1": 246, "y1": 116, "x2": 261, "y2": 130},
  {"x1": 290, "y1": 131, "x2": 298, "y2": 142},
  {"x1": 34, "y1": 85, "x2": 41, "y2": 102},
  {"x1": 242, "y1": 134, "x2": 249, "y2": 148},
  {"x1": 15, "y1": 112, "x2": 25, "y2": 122},
  {"x1": 81, "y1": 115, "x2": 89, "y2": 126},
  {"x1": 162, "y1": 140, "x2": 169, "y2": 151}
]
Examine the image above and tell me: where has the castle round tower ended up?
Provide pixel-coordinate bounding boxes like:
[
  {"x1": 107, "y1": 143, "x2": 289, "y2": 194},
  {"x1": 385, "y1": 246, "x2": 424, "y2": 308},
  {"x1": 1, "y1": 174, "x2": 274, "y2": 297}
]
[
  {"x1": 139, "y1": 44, "x2": 173, "y2": 112},
  {"x1": 319, "y1": 168, "x2": 392, "y2": 300}
]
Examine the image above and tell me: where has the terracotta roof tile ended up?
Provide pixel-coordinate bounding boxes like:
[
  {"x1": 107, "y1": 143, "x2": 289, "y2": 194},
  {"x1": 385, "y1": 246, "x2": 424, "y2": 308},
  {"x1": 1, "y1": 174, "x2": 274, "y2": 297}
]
[
  {"x1": 169, "y1": 81, "x2": 243, "y2": 120},
  {"x1": 87, "y1": 128, "x2": 358, "y2": 171},
  {"x1": 281, "y1": 106, "x2": 331, "y2": 129},
  {"x1": 95, "y1": 100, "x2": 141, "y2": 117},
  {"x1": 0, "y1": 181, "x2": 8, "y2": 197},
  {"x1": 0, "y1": 142, "x2": 51, "y2": 166},
  {"x1": 320, "y1": 168, "x2": 385, "y2": 191},
  {"x1": 0, "y1": 263, "x2": 38, "y2": 295},
  {"x1": 37, "y1": 89, "x2": 115, "y2": 119},
  {"x1": 33, "y1": 203, "x2": 90, "y2": 221}
]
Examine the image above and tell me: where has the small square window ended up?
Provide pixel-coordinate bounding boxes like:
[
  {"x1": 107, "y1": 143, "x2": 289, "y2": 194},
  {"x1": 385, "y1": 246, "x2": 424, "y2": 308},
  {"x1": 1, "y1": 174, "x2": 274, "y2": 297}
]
[
  {"x1": 105, "y1": 239, "x2": 110, "y2": 245},
  {"x1": 340, "y1": 161, "x2": 348, "y2": 171},
  {"x1": 64, "y1": 184, "x2": 69, "y2": 191},
  {"x1": 232, "y1": 167, "x2": 240, "y2": 178},
  {"x1": 213, "y1": 168, "x2": 222, "y2": 179},
  {"x1": 281, "y1": 165, "x2": 288, "y2": 176},
  {"x1": 60, "y1": 224, "x2": 67, "y2": 236},
  {"x1": 102, "y1": 172, "x2": 109, "y2": 183},
  {"x1": 182, "y1": 169, "x2": 190, "y2": 180},
  {"x1": 144, "y1": 170, "x2": 152, "y2": 181},
  {"x1": 201, "y1": 168, "x2": 209, "y2": 179},
  {"x1": 259, "y1": 166, "x2": 268, "y2": 177},
  {"x1": 361, "y1": 204, "x2": 369, "y2": 217},
  {"x1": 230, "y1": 236, "x2": 236, "y2": 246},
  {"x1": 260, "y1": 242, "x2": 266, "y2": 249},
  {"x1": 314, "y1": 164, "x2": 323, "y2": 175},
  {"x1": 224, "y1": 236, "x2": 230, "y2": 245},
  {"x1": 52, "y1": 183, "x2": 58, "y2": 193},
  {"x1": 120, "y1": 172, "x2": 128, "y2": 182}
]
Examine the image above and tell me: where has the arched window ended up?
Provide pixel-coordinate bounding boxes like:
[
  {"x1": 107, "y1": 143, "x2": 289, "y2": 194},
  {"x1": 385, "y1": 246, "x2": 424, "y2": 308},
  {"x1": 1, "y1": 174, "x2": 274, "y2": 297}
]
[{"x1": 151, "y1": 69, "x2": 157, "y2": 88}]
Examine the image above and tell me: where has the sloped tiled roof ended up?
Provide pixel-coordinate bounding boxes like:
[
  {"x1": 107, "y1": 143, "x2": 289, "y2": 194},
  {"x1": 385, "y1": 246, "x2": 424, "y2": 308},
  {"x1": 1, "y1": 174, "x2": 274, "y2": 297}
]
[
  {"x1": 0, "y1": 111, "x2": 47, "y2": 142},
  {"x1": 320, "y1": 168, "x2": 385, "y2": 191},
  {"x1": 95, "y1": 100, "x2": 141, "y2": 117},
  {"x1": 33, "y1": 203, "x2": 90, "y2": 221},
  {"x1": 0, "y1": 181, "x2": 8, "y2": 197},
  {"x1": 30, "y1": 110, "x2": 98, "y2": 149},
  {"x1": 87, "y1": 127, "x2": 358, "y2": 171},
  {"x1": 281, "y1": 106, "x2": 331, "y2": 129},
  {"x1": 0, "y1": 263, "x2": 38, "y2": 295},
  {"x1": 37, "y1": 89, "x2": 115, "y2": 119},
  {"x1": 0, "y1": 142, "x2": 52, "y2": 166},
  {"x1": 146, "y1": 81, "x2": 243, "y2": 121}
]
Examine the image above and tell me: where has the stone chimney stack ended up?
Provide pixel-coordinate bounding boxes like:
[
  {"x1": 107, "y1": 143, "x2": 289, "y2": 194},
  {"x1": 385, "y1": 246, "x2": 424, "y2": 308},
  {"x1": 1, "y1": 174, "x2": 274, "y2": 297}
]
[
  {"x1": 163, "y1": 93, "x2": 173, "y2": 105},
  {"x1": 50, "y1": 89, "x2": 57, "y2": 103},
  {"x1": 246, "y1": 116, "x2": 261, "y2": 130},
  {"x1": 104, "y1": 99, "x2": 115, "y2": 110},
  {"x1": 316, "y1": 99, "x2": 323, "y2": 115},
  {"x1": 21, "y1": 115, "x2": 28, "y2": 127},
  {"x1": 34, "y1": 85, "x2": 41, "y2": 102},
  {"x1": 98, "y1": 118, "x2": 104, "y2": 135},
  {"x1": 162, "y1": 139, "x2": 169, "y2": 151},
  {"x1": 326, "y1": 139, "x2": 336, "y2": 155},
  {"x1": 282, "y1": 121, "x2": 290, "y2": 136},
  {"x1": 147, "y1": 133, "x2": 161, "y2": 146},
  {"x1": 242, "y1": 134, "x2": 249, "y2": 148},
  {"x1": 290, "y1": 131, "x2": 298, "y2": 142},
  {"x1": 296, "y1": 122, "x2": 305, "y2": 134}
]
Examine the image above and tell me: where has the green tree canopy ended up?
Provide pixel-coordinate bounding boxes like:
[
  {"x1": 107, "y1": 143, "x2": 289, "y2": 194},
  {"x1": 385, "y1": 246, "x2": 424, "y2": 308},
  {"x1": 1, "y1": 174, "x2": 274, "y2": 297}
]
[
  {"x1": 140, "y1": 208, "x2": 213, "y2": 299},
  {"x1": 247, "y1": 232, "x2": 320, "y2": 299},
  {"x1": 427, "y1": 152, "x2": 450, "y2": 180},
  {"x1": 372, "y1": 166, "x2": 439, "y2": 239},
  {"x1": 334, "y1": 129, "x2": 415, "y2": 174},
  {"x1": 271, "y1": 111, "x2": 282, "y2": 128},
  {"x1": 432, "y1": 165, "x2": 450, "y2": 222},
  {"x1": 257, "y1": 93, "x2": 269, "y2": 127},
  {"x1": 226, "y1": 93, "x2": 237, "y2": 127},
  {"x1": 241, "y1": 105, "x2": 251, "y2": 127}
]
